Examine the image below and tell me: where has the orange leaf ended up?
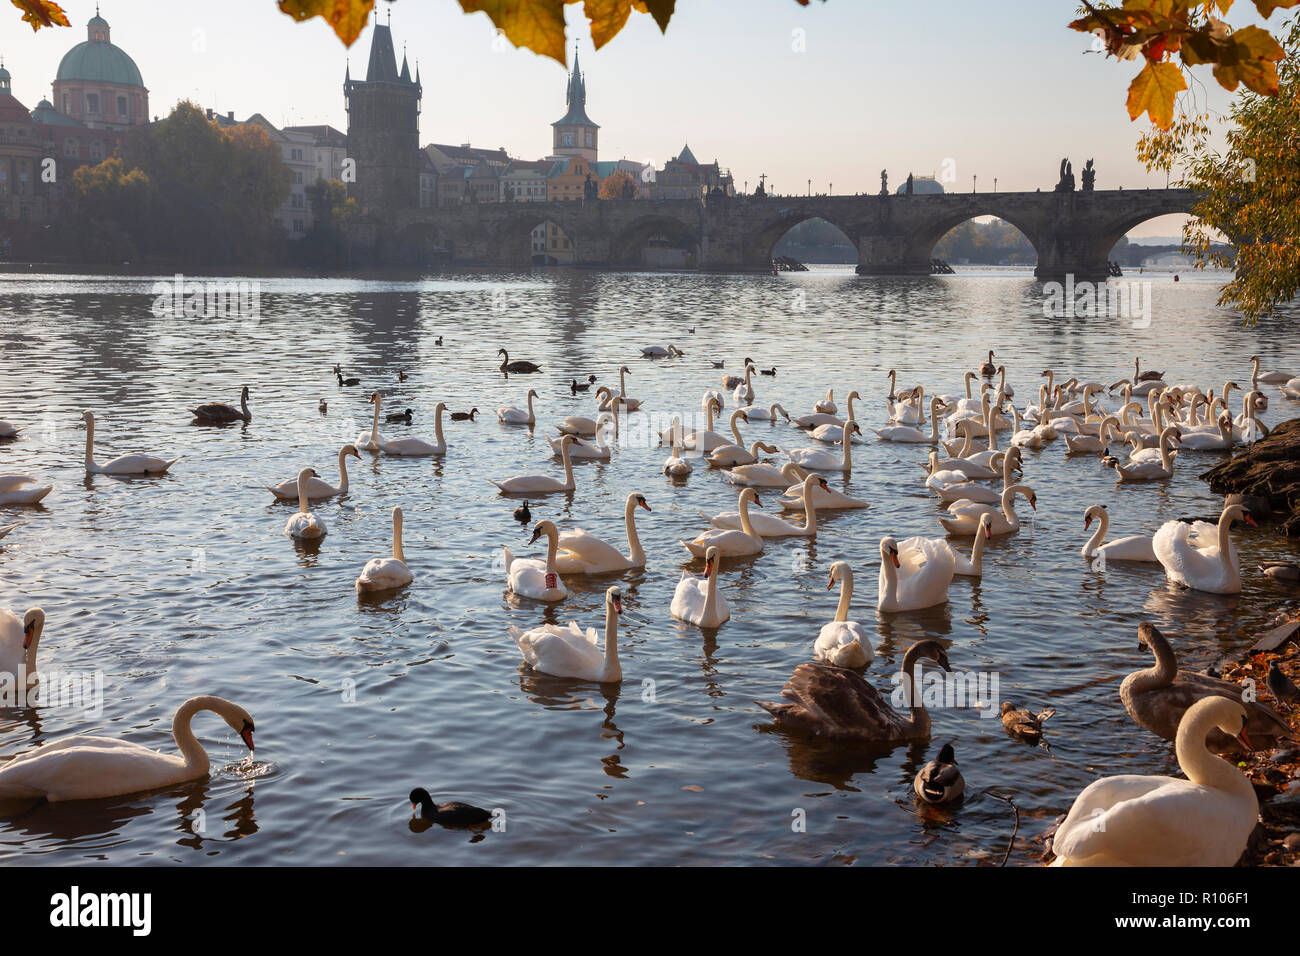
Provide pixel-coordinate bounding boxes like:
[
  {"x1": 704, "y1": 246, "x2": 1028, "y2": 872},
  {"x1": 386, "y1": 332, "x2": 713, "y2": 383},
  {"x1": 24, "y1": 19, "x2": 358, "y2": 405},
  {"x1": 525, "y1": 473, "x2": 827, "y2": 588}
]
[
  {"x1": 277, "y1": 0, "x2": 375, "y2": 46},
  {"x1": 1127, "y1": 60, "x2": 1187, "y2": 129},
  {"x1": 458, "y1": 0, "x2": 569, "y2": 63},
  {"x1": 10, "y1": 0, "x2": 69, "y2": 30},
  {"x1": 585, "y1": 0, "x2": 633, "y2": 48}
]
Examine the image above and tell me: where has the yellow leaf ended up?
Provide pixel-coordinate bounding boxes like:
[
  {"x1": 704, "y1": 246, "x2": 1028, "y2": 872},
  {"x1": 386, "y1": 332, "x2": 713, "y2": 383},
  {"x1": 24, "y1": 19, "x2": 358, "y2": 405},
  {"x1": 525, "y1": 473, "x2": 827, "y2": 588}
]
[
  {"x1": 10, "y1": 0, "x2": 69, "y2": 31},
  {"x1": 1127, "y1": 60, "x2": 1187, "y2": 129},
  {"x1": 584, "y1": 0, "x2": 633, "y2": 48},
  {"x1": 277, "y1": 0, "x2": 374, "y2": 46},
  {"x1": 459, "y1": 0, "x2": 570, "y2": 63},
  {"x1": 632, "y1": 0, "x2": 675, "y2": 32}
]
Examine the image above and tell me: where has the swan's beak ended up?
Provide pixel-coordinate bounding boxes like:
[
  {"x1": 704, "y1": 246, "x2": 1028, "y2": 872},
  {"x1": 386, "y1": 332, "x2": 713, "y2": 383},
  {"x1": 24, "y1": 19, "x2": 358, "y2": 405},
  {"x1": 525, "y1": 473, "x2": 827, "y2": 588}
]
[
  {"x1": 752, "y1": 495, "x2": 763, "y2": 509},
  {"x1": 240, "y1": 727, "x2": 255, "y2": 751},
  {"x1": 22, "y1": 622, "x2": 34, "y2": 650},
  {"x1": 638, "y1": 499, "x2": 651, "y2": 512},
  {"x1": 528, "y1": 525, "x2": 543, "y2": 543},
  {"x1": 1237, "y1": 729, "x2": 1253, "y2": 751},
  {"x1": 704, "y1": 557, "x2": 714, "y2": 578},
  {"x1": 1245, "y1": 513, "x2": 1258, "y2": 527},
  {"x1": 890, "y1": 549, "x2": 901, "y2": 568},
  {"x1": 612, "y1": 594, "x2": 623, "y2": 614}
]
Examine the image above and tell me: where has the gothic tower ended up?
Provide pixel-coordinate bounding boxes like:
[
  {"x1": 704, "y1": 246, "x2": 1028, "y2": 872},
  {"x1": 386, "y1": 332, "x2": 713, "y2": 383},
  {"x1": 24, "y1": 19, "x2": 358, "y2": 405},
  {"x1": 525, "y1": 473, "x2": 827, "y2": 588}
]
[
  {"x1": 551, "y1": 47, "x2": 598, "y2": 163},
  {"x1": 344, "y1": 18, "x2": 422, "y2": 215}
]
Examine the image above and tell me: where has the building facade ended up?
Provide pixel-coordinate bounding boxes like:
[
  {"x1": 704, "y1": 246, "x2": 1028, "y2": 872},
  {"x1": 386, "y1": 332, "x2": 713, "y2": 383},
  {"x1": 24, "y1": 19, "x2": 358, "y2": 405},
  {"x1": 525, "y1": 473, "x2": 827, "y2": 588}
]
[{"x1": 52, "y1": 14, "x2": 149, "y2": 131}]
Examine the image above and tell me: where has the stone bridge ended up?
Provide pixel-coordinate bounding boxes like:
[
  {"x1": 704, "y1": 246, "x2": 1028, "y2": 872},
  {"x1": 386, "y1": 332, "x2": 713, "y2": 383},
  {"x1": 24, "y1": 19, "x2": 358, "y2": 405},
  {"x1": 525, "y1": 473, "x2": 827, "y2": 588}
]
[{"x1": 357, "y1": 186, "x2": 1197, "y2": 280}]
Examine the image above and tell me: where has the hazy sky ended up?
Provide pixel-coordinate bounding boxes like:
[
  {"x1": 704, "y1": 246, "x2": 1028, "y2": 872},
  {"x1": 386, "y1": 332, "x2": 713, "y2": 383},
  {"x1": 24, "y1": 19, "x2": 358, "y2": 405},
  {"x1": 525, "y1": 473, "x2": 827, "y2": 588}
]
[{"x1": 3, "y1": 0, "x2": 1274, "y2": 237}]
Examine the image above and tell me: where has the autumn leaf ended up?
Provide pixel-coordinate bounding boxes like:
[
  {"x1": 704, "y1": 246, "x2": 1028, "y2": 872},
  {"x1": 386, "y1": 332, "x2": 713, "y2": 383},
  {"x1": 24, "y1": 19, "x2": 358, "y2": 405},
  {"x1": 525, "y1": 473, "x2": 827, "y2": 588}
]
[
  {"x1": 1250, "y1": 0, "x2": 1300, "y2": 17},
  {"x1": 1127, "y1": 59, "x2": 1187, "y2": 128},
  {"x1": 278, "y1": 0, "x2": 375, "y2": 45},
  {"x1": 586, "y1": 0, "x2": 634, "y2": 47},
  {"x1": 631, "y1": 0, "x2": 676, "y2": 32},
  {"x1": 10, "y1": 0, "x2": 69, "y2": 30},
  {"x1": 457, "y1": 0, "x2": 569, "y2": 62}
]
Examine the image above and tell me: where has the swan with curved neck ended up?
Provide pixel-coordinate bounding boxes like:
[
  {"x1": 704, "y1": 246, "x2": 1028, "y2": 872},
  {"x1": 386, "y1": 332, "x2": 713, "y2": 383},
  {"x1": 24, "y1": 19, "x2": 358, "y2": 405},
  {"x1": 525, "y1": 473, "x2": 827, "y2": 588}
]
[
  {"x1": 1152, "y1": 502, "x2": 1254, "y2": 594},
  {"x1": 756, "y1": 639, "x2": 952, "y2": 742},
  {"x1": 873, "y1": 396, "x2": 945, "y2": 443},
  {"x1": 356, "y1": 506, "x2": 414, "y2": 593},
  {"x1": 672, "y1": 545, "x2": 730, "y2": 627},
  {"x1": 788, "y1": 420, "x2": 860, "y2": 473},
  {"x1": 491, "y1": 435, "x2": 577, "y2": 494},
  {"x1": 379, "y1": 402, "x2": 447, "y2": 456},
  {"x1": 1107, "y1": 428, "x2": 1178, "y2": 481},
  {"x1": 82, "y1": 410, "x2": 180, "y2": 475},
  {"x1": 285, "y1": 468, "x2": 327, "y2": 539},
  {"x1": 0, "y1": 607, "x2": 45, "y2": 685},
  {"x1": 556, "y1": 493, "x2": 651, "y2": 573},
  {"x1": 1081, "y1": 504, "x2": 1158, "y2": 562},
  {"x1": 498, "y1": 388, "x2": 539, "y2": 425},
  {"x1": 944, "y1": 512, "x2": 992, "y2": 576},
  {"x1": 355, "y1": 391, "x2": 385, "y2": 451},
  {"x1": 878, "y1": 535, "x2": 956, "y2": 611},
  {"x1": 503, "y1": 519, "x2": 569, "y2": 601},
  {"x1": 813, "y1": 562, "x2": 873, "y2": 667},
  {"x1": 682, "y1": 487, "x2": 764, "y2": 557},
  {"x1": 703, "y1": 473, "x2": 827, "y2": 538},
  {"x1": 725, "y1": 459, "x2": 804, "y2": 488},
  {"x1": 939, "y1": 483, "x2": 1035, "y2": 536},
  {"x1": 0, "y1": 695, "x2": 255, "y2": 802},
  {"x1": 267, "y1": 444, "x2": 359, "y2": 500},
  {"x1": 510, "y1": 586, "x2": 623, "y2": 682},
  {"x1": 1050, "y1": 696, "x2": 1259, "y2": 866}
]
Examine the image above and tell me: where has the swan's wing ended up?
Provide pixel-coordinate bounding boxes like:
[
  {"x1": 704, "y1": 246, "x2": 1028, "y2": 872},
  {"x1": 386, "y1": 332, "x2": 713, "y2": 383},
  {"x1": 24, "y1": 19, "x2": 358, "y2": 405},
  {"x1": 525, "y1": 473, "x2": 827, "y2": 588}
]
[
  {"x1": 0, "y1": 738, "x2": 180, "y2": 801},
  {"x1": 756, "y1": 662, "x2": 897, "y2": 737},
  {"x1": 0, "y1": 476, "x2": 36, "y2": 494}
]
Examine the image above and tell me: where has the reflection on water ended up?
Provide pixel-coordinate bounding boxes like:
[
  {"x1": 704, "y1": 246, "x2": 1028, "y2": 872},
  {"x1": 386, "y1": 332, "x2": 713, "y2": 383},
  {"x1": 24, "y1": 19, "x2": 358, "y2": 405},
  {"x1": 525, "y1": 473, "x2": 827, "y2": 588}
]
[{"x1": 0, "y1": 266, "x2": 1297, "y2": 865}]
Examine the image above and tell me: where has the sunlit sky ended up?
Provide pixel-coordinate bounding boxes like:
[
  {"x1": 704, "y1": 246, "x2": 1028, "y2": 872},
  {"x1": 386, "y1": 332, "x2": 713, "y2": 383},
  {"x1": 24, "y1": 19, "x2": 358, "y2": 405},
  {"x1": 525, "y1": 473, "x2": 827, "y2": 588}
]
[{"x1": 3, "y1": 0, "x2": 1280, "y2": 237}]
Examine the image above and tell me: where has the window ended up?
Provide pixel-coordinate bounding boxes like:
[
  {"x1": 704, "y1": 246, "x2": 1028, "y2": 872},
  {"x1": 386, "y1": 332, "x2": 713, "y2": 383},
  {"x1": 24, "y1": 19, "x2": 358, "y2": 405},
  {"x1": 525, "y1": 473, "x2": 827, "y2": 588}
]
[
  {"x1": 90, "y1": 141, "x2": 104, "y2": 161},
  {"x1": 585, "y1": 133, "x2": 592, "y2": 147},
  {"x1": 291, "y1": 149, "x2": 303, "y2": 161},
  {"x1": 117, "y1": 96, "x2": 126, "y2": 115},
  {"x1": 563, "y1": 133, "x2": 573, "y2": 147},
  {"x1": 0, "y1": 165, "x2": 7, "y2": 195},
  {"x1": 62, "y1": 93, "x2": 69, "y2": 113},
  {"x1": 86, "y1": 93, "x2": 100, "y2": 114},
  {"x1": 63, "y1": 138, "x2": 79, "y2": 158},
  {"x1": 293, "y1": 219, "x2": 305, "y2": 233}
]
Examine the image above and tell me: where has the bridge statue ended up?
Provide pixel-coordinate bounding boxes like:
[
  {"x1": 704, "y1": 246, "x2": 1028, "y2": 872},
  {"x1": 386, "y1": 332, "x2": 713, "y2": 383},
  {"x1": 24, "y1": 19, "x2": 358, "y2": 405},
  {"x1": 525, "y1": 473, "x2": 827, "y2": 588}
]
[
  {"x1": 905, "y1": 173, "x2": 914, "y2": 196},
  {"x1": 1081, "y1": 159, "x2": 1096, "y2": 192},
  {"x1": 879, "y1": 169, "x2": 888, "y2": 197},
  {"x1": 1056, "y1": 158, "x2": 1075, "y2": 193}
]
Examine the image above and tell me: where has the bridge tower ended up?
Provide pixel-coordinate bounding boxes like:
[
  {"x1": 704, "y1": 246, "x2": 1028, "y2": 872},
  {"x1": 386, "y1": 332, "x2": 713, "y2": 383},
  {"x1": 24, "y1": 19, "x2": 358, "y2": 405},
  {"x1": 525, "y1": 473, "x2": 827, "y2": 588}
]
[{"x1": 344, "y1": 16, "x2": 422, "y2": 215}]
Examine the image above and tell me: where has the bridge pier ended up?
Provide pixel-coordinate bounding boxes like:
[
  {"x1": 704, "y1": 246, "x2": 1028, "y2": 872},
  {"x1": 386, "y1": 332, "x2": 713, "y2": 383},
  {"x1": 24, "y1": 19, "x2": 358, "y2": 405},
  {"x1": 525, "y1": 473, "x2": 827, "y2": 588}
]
[{"x1": 853, "y1": 232, "x2": 934, "y2": 276}]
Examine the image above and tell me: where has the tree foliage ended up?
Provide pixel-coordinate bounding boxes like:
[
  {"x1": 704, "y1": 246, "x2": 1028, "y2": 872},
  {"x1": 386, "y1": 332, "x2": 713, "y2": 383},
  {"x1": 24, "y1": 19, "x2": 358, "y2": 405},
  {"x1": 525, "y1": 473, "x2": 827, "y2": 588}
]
[
  {"x1": 1137, "y1": 16, "x2": 1300, "y2": 322},
  {"x1": 598, "y1": 169, "x2": 638, "y2": 199},
  {"x1": 1070, "y1": 1, "x2": 1300, "y2": 128}
]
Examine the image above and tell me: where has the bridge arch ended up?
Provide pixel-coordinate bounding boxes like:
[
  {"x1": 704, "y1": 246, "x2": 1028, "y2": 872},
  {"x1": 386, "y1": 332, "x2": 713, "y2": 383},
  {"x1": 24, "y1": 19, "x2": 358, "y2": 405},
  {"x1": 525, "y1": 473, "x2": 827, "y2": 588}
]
[
  {"x1": 487, "y1": 207, "x2": 585, "y2": 266},
  {"x1": 610, "y1": 214, "x2": 702, "y2": 268},
  {"x1": 753, "y1": 210, "x2": 858, "y2": 264}
]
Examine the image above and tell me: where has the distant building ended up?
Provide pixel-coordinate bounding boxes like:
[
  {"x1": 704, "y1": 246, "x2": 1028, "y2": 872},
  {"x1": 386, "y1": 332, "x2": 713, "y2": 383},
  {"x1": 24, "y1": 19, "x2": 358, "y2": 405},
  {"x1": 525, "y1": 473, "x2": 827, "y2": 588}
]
[
  {"x1": 285, "y1": 124, "x2": 350, "y2": 185},
  {"x1": 344, "y1": 20, "x2": 422, "y2": 215},
  {"x1": 896, "y1": 175, "x2": 945, "y2": 195},
  {"x1": 247, "y1": 115, "x2": 317, "y2": 237},
  {"x1": 52, "y1": 13, "x2": 149, "y2": 130},
  {"x1": 649, "y1": 144, "x2": 733, "y2": 200},
  {"x1": 501, "y1": 159, "x2": 551, "y2": 202},
  {"x1": 550, "y1": 48, "x2": 597, "y2": 163}
]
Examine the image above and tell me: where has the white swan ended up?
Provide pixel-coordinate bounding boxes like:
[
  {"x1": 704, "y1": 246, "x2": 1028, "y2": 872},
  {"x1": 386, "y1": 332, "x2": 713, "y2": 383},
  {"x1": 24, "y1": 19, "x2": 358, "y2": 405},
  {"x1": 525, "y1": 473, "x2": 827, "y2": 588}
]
[
  {"x1": 704, "y1": 410, "x2": 755, "y2": 466},
  {"x1": 1250, "y1": 354, "x2": 1292, "y2": 386},
  {"x1": 285, "y1": 468, "x2": 327, "y2": 539},
  {"x1": 356, "y1": 391, "x2": 385, "y2": 452},
  {"x1": 1081, "y1": 504, "x2": 1158, "y2": 562},
  {"x1": 1178, "y1": 414, "x2": 1234, "y2": 451},
  {"x1": 688, "y1": 402, "x2": 744, "y2": 454},
  {"x1": 943, "y1": 513, "x2": 993, "y2": 576},
  {"x1": 703, "y1": 474, "x2": 827, "y2": 538},
  {"x1": 0, "y1": 695, "x2": 255, "y2": 802},
  {"x1": 504, "y1": 519, "x2": 569, "y2": 601},
  {"x1": 0, "y1": 420, "x2": 21, "y2": 439},
  {"x1": 815, "y1": 388, "x2": 837, "y2": 415},
  {"x1": 355, "y1": 506, "x2": 414, "y2": 593},
  {"x1": 510, "y1": 585, "x2": 623, "y2": 682},
  {"x1": 557, "y1": 388, "x2": 614, "y2": 437},
  {"x1": 379, "y1": 402, "x2": 447, "y2": 456},
  {"x1": 266, "y1": 444, "x2": 359, "y2": 500},
  {"x1": 547, "y1": 432, "x2": 610, "y2": 461},
  {"x1": 682, "y1": 487, "x2": 764, "y2": 558},
  {"x1": 1050, "y1": 696, "x2": 1258, "y2": 866},
  {"x1": 491, "y1": 435, "x2": 577, "y2": 494},
  {"x1": 1064, "y1": 415, "x2": 1119, "y2": 453},
  {"x1": 776, "y1": 475, "x2": 868, "y2": 511},
  {"x1": 1153, "y1": 503, "x2": 1252, "y2": 595},
  {"x1": 814, "y1": 562, "x2": 872, "y2": 667},
  {"x1": 788, "y1": 420, "x2": 860, "y2": 473},
  {"x1": 939, "y1": 483, "x2": 1035, "y2": 536},
  {"x1": 871, "y1": 397, "x2": 944, "y2": 443},
  {"x1": 555, "y1": 493, "x2": 650, "y2": 574},
  {"x1": 725, "y1": 460, "x2": 803, "y2": 488},
  {"x1": 617, "y1": 366, "x2": 643, "y2": 412},
  {"x1": 1106, "y1": 428, "x2": 1178, "y2": 481},
  {"x1": 0, "y1": 607, "x2": 44, "y2": 684},
  {"x1": 662, "y1": 416, "x2": 693, "y2": 477},
  {"x1": 498, "y1": 389, "x2": 539, "y2": 425},
  {"x1": 641, "y1": 344, "x2": 683, "y2": 358},
  {"x1": 737, "y1": 402, "x2": 788, "y2": 422},
  {"x1": 0, "y1": 475, "x2": 54, "y2": 505},
  {"x1": 927, "y1": 446, "x2": 1020, "y2": 505},
  {"x1": 877, "y1": 535, "x2": 956, "y2": 612},
  {"x1": 671, "y1": 545, "x2": 730, "y2": 627},
  {"x1": 81, "y1": 410, "x2": 179, "y2": 475}
]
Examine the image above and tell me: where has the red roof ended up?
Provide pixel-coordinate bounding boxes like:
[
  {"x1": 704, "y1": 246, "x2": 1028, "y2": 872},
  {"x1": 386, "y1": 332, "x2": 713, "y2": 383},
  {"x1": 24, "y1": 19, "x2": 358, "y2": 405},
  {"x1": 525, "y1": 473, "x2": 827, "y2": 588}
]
[{"x1": 0, "y1": 92, "x2": 33, "y2": 124}]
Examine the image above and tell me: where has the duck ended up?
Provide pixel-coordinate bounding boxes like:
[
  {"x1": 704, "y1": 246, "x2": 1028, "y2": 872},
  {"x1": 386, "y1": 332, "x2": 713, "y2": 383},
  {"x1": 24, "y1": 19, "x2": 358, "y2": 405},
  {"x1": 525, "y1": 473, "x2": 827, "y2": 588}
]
[
  {"x1": 397, "y1": 370, "x2": 408, "y2": 382},
  {"x1": 498, "y1": 389, "x2": 539, "y2": 425},
  {"x1": 877, "y1": 535, "x2": 956, "y2": 612},
  {"x1": 0, "y1": 696, "x2": 255, "y2": 802},
  {"x1": 938, "y1": 483, "x2": 1035, "y2": 537},
  {"x1": 671, "y1": 545, "x2": 730, "y2": 627},
  {"x1": 0, "y1": 475, "x2": 54, "y2": 506},
  {"x1": 1049, "y1": 696, "x2": 1258, "y2": 866},
  {"x1": 450, "y1": 408, "x2": 478, "y2": 423},
  {"x1": 81, "y1": 410, "x2": 180, "y2": 476},
  {"x1": 491, "y1": 435, "x2": 577, "y2": 495},
  {"x1": 190, "y1": 385, "x2": 252, "y2": 424},
  {"x1": 1081, "y1": 504, "x2": 1158, "y2": 563},
  {"x1": 435, "y1": 336, "x2": 443, "y2": 346},
  {"x1": 914, "y1": 743, "x2": 964, "y2": 805},
  {"x1": 555, "y1": 493, "x2": 650, "y2": 574},
  {"x1": 385, "y1": 407, "x2": 414, "y2": 424},
  {"x1": 1000, "y1": 701, "x2": 1056, "y2": 742},
  {"x1": 0, "y1": 607, "x2": 44, "y2": 684},
  {"x1": 284, "y1": 469, "x2": 327, "y2": 539},
  {"x1": 266, "y1": 444, "x2": 360, "y2": 500},
  {"x1": 513, "y1": 501, "x2": 532, "y2": 525},
  {"x1": 1152, "y1": 502, "x2": 1253, "y2": 594},
  {"x1": 498, "y1": 348, "x2": 541, "y2": 373},
  {"x1": 408, "y1": 788, "x2": 491, "y2": 826},
  {"x1": 1260, "y1": 561, "x2": 1300, "y2": 583},
  {"x1": 681, "y1": 488, "x2": 764, "y2": 558},
  {"x1": 510, "y1": 586, "x2": 623, "y2": 682},
  {"x1": 318, "y1": 398, "x2": 327, "y2": 414},
  {"x1": 334, "y1": 365, "x2": 361, "y2": 387},
  {"x1": 756, "y1": 639, "x2": 952, "y2": 743},
  {"x1": 814, "y1": 562, "x2": 873, "y2": 667},
  {"x1": 1121, "y1": 622, "x2": 1293, "y2": 751},
  {"x1": 759, "y1": 367, "x2": 777, "y2": 376},
  {"x1": 571, "y1": 378, "x2": 591, "y2": 393},
  {"x1": 355, "y1": 506, "x2": 414, "y2": 594},
  {"x1": 503, "y1": 520, "x2": 568, "y2": 601},
  {"x1": 704, "y1": 474, "x2": 828, "y2": 538}
]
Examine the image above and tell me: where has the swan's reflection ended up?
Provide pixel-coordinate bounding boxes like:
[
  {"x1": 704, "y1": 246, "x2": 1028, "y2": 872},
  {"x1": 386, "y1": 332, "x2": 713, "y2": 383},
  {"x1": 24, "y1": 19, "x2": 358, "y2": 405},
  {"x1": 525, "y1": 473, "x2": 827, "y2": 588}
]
[{"x1": 760, "y1": 723, "x2": 930, "y2": 790}]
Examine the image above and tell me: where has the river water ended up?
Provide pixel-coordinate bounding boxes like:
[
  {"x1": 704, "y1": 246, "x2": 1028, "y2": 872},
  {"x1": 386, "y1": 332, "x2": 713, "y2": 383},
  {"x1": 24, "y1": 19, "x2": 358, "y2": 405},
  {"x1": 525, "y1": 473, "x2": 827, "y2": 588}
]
[{"x1": 0, "y1": 265, "x2": 1296, "y2": 866}]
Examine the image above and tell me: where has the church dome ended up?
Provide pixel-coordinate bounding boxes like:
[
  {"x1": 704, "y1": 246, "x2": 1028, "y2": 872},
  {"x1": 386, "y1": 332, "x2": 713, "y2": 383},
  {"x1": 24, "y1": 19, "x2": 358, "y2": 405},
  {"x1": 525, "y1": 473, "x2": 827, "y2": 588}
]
[
  {"x1": 896, "y1": 175, "x2": 945, "y2": 195},
  {"x1": 56, "y1": 15, "x2": 145, "y2": 88}
]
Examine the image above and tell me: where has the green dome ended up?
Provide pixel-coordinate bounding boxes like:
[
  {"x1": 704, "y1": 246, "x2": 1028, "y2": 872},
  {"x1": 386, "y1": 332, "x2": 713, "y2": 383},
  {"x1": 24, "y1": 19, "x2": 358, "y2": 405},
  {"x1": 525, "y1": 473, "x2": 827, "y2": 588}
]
[{"x1": 56, "y1": 38, "x2": 144, "y2": 88}]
